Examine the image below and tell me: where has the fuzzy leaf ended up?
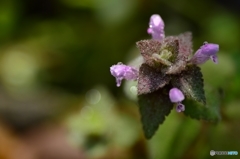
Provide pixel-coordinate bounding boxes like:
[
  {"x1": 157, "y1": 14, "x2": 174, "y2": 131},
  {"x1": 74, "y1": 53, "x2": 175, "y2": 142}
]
[
  {"x1": 165, "y1": 32, "x2": 193, "y2": 74},
  {"x1": 136, "y1": 40, "x2": 162, "y2": 69},
  {"x1": 178, "y1": 32, "x2": 193, "y2": 57},
  {"x1": 138, "y1": 63, "x2": 170, "y2": 95},
  {"x1": 183, "y1": 87, "x2": 221, "y2": 122},
  {"x1": 136, "y1": 38, "x2": 179, "y2": 71},
  {"x1": 161, "y1": 36, "x2": 179, "y2": 62},
  {"x1": 172, "y1": 65, "x2": 206, "y2": 104},
  {"x1": 157, "y1": 37, "x2": 179, "y2": 66},
  {"x1": 138, "y1": 88, "x2": 173, "y2": 139}
]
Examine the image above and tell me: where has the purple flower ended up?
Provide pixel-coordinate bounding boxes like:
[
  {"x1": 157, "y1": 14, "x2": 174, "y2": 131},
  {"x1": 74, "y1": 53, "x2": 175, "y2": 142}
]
[
  {"x1": 110, "y1": 62, "x2": 138, "y2": 87},
  {"x1": 190, "y1": 42, "x2": 219, "y2": 65},
  {"x1": 147, "y1": 14, "x2": 165, "y2": 41},
  {"x1": 210, "y1": 54, "x2": 218, "y2": 63},
  {"x1": 169, "y1": 88, "x2": 185, "y2": 112},
  {"x1": 169, "y1": 88, "x2": 185, "y2": 102}
]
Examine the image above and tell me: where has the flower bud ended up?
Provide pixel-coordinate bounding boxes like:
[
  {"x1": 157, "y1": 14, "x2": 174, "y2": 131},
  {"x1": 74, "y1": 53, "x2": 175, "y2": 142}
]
[
  {"x1": 191, "y1": 42, "x2": 219, "y2": 65},
  {"x1": 169, "y1": 88, "x2": 185, "y2": 103},
  {"x1": 110, "y1": 63, "x2": 138, "y2": 87},
  {"x1": 147, "y1": 14, "x2": 165, "y2": 41},
  {"x1": 176, "y1": 103, "x2": 185, "y2": 112}
]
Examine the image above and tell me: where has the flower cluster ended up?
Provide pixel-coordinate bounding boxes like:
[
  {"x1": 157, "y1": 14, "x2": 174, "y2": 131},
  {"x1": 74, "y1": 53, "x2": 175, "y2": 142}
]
[{"x1": 110, "y1": 14, "x2": 219, "y2": 113}]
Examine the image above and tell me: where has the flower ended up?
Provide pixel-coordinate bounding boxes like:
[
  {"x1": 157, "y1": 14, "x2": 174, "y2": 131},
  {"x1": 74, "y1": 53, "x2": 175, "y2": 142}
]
[
  {"x1": 110, "y1": 62, "x2": 138, "y2": 87},
  {"x1": 190, "y1": 42, "x2": 219, "y2": 65},
  {"x1": 147, "y1": 14, "x2": 165, "y2": 41},
  {"x1": 169, "y1": 88, "x2": 185, "y2": 112}
]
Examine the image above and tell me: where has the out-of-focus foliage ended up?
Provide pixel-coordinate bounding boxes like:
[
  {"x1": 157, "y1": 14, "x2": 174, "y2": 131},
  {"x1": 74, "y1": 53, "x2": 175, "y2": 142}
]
[{"x1": 0, "y1": 0, "x2": 239, "y2": 159}]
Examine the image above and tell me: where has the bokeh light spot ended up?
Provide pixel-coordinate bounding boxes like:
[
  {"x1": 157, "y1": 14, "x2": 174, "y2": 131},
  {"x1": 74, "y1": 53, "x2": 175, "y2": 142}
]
[{"x1": 85, "y1": 89, "x2": 101, "y2": 105}]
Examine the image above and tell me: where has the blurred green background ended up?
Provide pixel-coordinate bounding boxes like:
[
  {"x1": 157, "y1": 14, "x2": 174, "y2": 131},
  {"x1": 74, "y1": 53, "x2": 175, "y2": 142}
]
[{"x1": 0, "y1": 0, "x2": 239, "y2": 159}]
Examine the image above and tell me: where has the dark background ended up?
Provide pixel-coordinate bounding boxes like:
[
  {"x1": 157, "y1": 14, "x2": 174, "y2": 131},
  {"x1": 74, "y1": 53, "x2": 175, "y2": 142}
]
[{"x1": 0, "y1": 0, "x2": 239, "y2": 159}]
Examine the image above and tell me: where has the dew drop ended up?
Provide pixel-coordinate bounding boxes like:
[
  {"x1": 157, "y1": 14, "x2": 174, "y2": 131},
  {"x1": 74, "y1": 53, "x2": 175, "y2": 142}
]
[
  {"x1": 117, "y1": 62, "x2": 123, "y2": 65},
  {"x1": 203, "y1": 41, "x2": 208, "y2": 45}
]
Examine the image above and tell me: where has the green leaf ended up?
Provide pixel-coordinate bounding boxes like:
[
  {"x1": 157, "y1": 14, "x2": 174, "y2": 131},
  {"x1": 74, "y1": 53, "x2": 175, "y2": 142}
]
[
  {"x1": 183, "y1": 87, "x2": 221, "y2": 123},
  {"x1": 138, "y1": 63, "x2": 170, "y2": 95},
  {"x1": 138, "y1": 88, "x2": 173, "y2": 139},
  {"x1": 172, "y1": 65, "x2": 206, "y2": 104}
]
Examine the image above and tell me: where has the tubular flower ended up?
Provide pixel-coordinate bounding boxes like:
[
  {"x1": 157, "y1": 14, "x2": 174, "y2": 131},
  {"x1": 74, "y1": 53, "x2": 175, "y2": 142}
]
[
  {"x1": 190, "y1": 42, "x2": 219, "y2": 65},
  {"x1": 147, "y1": 14, "x2": 165, "y2": 41},
  {"x1": 110, "y1": 62, "x2": 138, "y2": 87},
  {"x1": 169, "y1": 88, "x2": 185, "y2": 112}
]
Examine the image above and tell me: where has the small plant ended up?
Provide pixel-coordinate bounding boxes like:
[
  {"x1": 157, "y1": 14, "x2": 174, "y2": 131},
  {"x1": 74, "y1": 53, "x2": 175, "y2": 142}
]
[{"x1": 110, "y1": 14, "x2": 221, "y2": 139}]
